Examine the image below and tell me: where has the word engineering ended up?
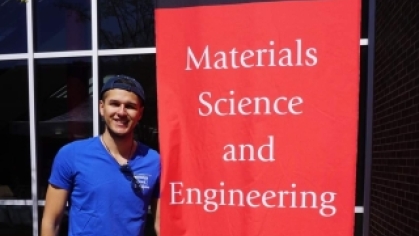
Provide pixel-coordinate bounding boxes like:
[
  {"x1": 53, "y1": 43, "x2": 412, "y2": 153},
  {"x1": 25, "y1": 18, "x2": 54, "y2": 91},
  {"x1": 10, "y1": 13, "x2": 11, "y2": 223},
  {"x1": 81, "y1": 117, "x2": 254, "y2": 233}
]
[{"x1": 170, "y1": 181, "x2": 337, "y2": 217}]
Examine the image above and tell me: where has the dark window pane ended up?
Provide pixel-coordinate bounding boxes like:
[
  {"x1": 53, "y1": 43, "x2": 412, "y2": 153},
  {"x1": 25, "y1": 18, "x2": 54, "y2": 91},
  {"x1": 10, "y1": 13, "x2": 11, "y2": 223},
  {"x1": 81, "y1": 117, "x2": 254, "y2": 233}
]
[
  {"x1": 354, "y1": 213, "x2": 363, "y2": 236},
  {"x1": 356, "y1": 46, "x2": 368, "y2": 206},
  {"x1": 98, "y1": 0, "x2": 155, "y2": 49},
  {"x1": 361, "y1": 0, "x2": 369, "y2": 38},
  {"x1": 0, "y1": 1, "x2": 27, "y2": 54},
  {"x1": 0, "y1": 205, "x2": 32, "y2": 236},
  {"x1": 35, "y1": 57, "x2": 93, "y2": 199},
  {"x1": 99, "y1": 55, "x2": 158, "y2": 150},
  {"x1": 0, "y1": 61, "x2": 31, "y2": 199},
  {"x1": 34, "y1": 0, "x2": 92, "y2": 52}
]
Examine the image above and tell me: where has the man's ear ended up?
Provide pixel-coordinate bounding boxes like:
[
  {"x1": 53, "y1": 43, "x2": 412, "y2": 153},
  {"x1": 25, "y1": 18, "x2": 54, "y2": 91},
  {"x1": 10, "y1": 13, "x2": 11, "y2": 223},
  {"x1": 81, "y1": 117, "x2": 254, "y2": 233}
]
[
  {"x1": 135, "y1": 106, "x2": 144, "y2": 123},
  {"x1": 99, "y1": 100, "x2": 104, "y2": 116}
]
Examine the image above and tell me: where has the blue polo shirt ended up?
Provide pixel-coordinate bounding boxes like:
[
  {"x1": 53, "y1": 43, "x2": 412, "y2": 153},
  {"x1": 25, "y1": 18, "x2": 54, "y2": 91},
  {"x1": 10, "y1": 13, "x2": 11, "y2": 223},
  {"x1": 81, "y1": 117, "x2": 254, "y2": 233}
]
[{"x1": 49, "y1": 136, "x2": 160, "y2": 236}]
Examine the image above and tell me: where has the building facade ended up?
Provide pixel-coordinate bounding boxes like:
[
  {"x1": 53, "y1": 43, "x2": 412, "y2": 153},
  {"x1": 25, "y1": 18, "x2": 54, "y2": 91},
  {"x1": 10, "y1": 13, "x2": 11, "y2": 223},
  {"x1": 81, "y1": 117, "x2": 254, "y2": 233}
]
[{"x1": 366, "y1": 1, "x2": 419, "y2": 235}]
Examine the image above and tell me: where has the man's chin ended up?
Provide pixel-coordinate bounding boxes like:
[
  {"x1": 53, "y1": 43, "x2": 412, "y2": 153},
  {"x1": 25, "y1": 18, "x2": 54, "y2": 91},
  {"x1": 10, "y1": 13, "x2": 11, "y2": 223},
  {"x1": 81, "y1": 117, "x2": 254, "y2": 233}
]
[{"x1": 108, "y1": 127, "x2": 133, "y2": 137}]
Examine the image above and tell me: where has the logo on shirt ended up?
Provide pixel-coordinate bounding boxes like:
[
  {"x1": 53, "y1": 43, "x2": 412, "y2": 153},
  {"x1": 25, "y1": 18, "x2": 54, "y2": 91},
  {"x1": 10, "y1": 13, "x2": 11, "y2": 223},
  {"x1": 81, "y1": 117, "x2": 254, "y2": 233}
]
[{"x1": 134, "y1": 174, "x2": 151, "y2": 189}]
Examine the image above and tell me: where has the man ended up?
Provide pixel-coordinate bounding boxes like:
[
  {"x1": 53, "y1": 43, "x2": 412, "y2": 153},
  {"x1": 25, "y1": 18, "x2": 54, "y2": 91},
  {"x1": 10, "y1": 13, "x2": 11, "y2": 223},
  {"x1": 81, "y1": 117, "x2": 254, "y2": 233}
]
[{"x1": 41, "y1": 75, "x2": 160, "y2": 236}]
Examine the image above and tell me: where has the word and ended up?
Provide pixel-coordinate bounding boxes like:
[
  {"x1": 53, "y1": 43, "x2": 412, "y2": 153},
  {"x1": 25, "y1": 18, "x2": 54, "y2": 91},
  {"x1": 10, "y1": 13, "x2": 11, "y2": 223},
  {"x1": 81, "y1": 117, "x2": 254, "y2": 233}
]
[{"x1": 223, "y1": 135, "x2": 275, "y2": 162}]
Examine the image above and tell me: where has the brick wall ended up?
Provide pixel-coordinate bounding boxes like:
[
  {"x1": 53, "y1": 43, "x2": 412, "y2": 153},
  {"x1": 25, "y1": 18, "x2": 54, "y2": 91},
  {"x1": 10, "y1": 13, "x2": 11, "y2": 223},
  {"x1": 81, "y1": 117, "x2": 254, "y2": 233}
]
[{"x1": 370, "y1": 1, "x2": 419, "y2": 236}]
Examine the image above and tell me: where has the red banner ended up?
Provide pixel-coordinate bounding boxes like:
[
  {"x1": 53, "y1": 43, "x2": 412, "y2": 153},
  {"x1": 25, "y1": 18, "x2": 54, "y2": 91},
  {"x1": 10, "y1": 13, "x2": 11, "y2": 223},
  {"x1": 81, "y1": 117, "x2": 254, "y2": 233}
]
[{"x1": 156, "y1": 0, "x2": 361, "y2": 235}]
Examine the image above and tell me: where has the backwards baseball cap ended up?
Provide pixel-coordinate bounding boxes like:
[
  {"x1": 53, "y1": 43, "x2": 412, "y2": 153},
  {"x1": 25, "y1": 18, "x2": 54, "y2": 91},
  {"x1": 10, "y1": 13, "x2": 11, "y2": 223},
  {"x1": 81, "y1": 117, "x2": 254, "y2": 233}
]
[{"x1": 100, "y1": 75, "x2": 145, "y2": 102}]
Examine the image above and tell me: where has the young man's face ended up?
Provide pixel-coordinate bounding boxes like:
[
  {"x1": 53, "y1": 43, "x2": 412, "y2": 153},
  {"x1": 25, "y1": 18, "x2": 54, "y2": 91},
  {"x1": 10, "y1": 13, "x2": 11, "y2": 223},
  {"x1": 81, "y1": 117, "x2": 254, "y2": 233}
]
[{"x1": 100, "y1": 88, "x2": 144, "y2": 138}]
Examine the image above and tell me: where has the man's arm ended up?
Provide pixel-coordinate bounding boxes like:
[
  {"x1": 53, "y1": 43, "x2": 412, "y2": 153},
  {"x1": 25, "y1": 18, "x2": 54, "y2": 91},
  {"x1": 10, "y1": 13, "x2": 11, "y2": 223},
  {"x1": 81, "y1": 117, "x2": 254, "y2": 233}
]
[
  {"x1": 150, "y1": 198, "x2": 160, "y2": 236},
  {"x1": 41, "y1": 184, "x2": 69, "y2": 236}
]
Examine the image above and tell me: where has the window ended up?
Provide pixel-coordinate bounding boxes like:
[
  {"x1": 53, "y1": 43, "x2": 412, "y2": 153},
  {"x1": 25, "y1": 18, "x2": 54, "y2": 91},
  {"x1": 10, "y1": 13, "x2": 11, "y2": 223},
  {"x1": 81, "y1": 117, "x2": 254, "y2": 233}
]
[
  {"x1": 98, "y1": 0, "x2": 155, "y2": 49},
  {"x1": 34, "y1": 0, "x2": 92, "y2": 52},
  {"x1": 35, "y1": 57, "x2": 93, "y2": 199},
  {"x1": 0, "y1": 1, "x2": 27, "y2": 54},
  {"x1": 0, "y1": 60, "x2": 32, "y2": 235}
]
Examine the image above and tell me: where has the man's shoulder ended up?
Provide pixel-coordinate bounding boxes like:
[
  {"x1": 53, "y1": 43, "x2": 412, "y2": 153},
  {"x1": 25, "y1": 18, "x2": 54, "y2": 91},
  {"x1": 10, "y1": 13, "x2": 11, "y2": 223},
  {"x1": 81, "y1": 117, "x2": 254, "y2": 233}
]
[
  {"x1": 136, "y1": 142, "x2": 160, "y2": 167},
  {"x1": 57, "y1": 136, "x2": 99, "y2": 155},
  {"x1": 138, "y1": 142, "x2": 159, "y2": 158}
]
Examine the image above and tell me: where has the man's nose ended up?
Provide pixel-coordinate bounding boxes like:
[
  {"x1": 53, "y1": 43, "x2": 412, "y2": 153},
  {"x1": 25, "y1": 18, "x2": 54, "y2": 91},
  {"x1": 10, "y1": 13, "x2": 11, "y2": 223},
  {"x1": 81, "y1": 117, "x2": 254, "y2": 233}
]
[{"x1": 116, "y1": 105, "x2": 127, "y2": 115}]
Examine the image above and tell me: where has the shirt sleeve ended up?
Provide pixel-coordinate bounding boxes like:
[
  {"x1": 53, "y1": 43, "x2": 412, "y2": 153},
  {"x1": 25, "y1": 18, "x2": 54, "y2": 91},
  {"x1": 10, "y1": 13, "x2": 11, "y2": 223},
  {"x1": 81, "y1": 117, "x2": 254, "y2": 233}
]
[{"x1": 48, "y1": 144, "x2": 75, "y2": 191}]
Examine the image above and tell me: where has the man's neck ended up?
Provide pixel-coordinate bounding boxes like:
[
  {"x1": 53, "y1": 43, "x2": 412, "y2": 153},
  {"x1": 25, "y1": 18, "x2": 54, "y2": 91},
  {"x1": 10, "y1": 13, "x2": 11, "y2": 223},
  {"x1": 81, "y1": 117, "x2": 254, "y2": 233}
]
[{"x1": 101, "y1": 130, "x2": 135, "y2": 160}]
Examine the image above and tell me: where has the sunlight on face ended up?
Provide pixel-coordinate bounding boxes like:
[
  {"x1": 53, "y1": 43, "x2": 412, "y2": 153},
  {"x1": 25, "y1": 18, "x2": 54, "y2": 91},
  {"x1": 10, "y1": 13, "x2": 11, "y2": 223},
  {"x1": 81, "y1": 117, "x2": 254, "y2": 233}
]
[{"x1": 100, "y1": 89, "x2": 144, "y2": 137}]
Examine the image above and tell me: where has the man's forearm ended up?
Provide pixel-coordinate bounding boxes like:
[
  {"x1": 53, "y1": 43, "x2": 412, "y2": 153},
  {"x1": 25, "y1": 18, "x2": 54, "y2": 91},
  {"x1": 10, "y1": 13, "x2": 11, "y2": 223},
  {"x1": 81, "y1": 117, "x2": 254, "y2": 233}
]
[
  {"x1": 154, "y1": 221, "x2": 160, "y2": 236},
  {"x1": 41, "y1": 219, "x2": 60, "y2": 236}
]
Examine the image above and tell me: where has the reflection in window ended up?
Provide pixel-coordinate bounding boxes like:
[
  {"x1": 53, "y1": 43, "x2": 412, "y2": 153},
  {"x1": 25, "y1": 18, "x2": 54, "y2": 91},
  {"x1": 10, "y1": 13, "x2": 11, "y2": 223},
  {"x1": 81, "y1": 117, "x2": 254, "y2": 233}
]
[
  {"x1": 354, "y1": 213, "x2": 363, "y2": 236},
  {"x1": 0, "y1": 205, "x2": 32, "y2": 235},
  {"x1": 0, "y1": 1, "x2": 27, "y2": 54},
  {"x1": 361, "y1": 0, "x2": 369, "y2": 39},
  {"x1": 98, "y1": 0, "x2": 155, "y2": 49},
  {"x1": 356, "y1": 46, "x2": 368, "y2": 206},
  {"x1": 34, "y1": 0, "x2": 92, "y2": 52},
  {"x1": 99, "y1": 55, "x2": 158, "y2": 150},
  {"x1": 35, "y1": 57, "x2": 92, "y2": 199},
  {"x1": 0, "y1": 60, "x2": 31, "y2": 200}
]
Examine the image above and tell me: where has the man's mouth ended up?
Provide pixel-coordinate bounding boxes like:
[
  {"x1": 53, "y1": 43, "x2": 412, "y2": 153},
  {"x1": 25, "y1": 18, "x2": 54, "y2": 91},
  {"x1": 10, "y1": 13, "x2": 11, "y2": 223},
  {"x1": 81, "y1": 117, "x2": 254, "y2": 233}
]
[{"x1": 114, "y1": 120, "x2": 129, "y2": 126}]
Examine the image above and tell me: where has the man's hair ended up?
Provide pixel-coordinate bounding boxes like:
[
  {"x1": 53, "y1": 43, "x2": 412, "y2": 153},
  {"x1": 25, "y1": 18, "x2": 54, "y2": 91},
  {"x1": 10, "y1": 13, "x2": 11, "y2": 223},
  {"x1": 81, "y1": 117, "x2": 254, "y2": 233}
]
[{"x1": 100, "y1": 75, "x2": 145, "y2": 106}]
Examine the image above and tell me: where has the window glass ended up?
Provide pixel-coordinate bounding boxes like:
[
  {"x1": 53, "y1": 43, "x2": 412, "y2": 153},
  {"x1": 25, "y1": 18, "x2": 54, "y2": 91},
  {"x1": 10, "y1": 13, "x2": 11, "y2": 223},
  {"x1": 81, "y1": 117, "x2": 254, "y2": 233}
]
[
  {"x1": 0, "y1": 60, "x2": 32, "y2": 234},
  {"x1": 34, "y1": 0, "x2": 92, "y2": 52},
  {"x1": 0, "y1": 1, "x2": 27, "y2": 54},
  {"x1": 361, "y1": 0, "x2": 369, "y2": 39},
  {"x1": 35, "y1": 57, "x2": 93, "y2": 199},
  {"x1": 356, "y1": 46, "x2": 368, "y2": 206},
  {"x1": 0, "y1": 205, "x2": 32, "y2": 236},
  {"x1": 98, "y1": 0, "x2": 155, "y2": 49},
  {"x1": 354, "y1": 213, "x2": 363, "y2": 236},
  {"x1": 0, "y1": 60, "x2": 30, "y2": 199}
]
